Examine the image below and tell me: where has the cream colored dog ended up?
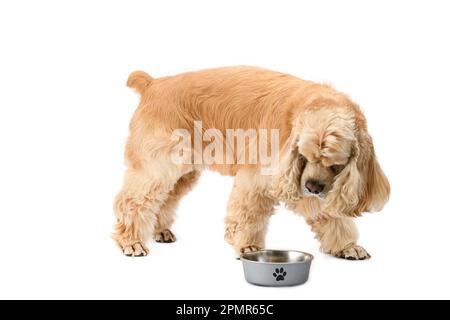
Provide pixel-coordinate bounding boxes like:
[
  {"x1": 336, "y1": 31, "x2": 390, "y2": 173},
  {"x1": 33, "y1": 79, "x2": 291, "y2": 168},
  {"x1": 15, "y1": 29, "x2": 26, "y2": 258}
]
[{"x1": 113, "y1": 66, "x2": 390, "y2": 259}]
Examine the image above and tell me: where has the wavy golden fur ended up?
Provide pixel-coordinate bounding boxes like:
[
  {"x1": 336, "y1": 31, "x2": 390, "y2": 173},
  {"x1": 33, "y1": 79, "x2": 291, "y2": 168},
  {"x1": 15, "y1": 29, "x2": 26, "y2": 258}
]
[{"x1": 113, "y1": 66, "x2": 390, "y2": 260}]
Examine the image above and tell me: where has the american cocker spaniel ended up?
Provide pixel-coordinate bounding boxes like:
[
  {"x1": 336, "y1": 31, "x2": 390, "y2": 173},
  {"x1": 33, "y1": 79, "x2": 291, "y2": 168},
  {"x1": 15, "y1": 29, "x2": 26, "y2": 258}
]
[{"x1": 113, "y1": 66, "x2": 390, "y2": 260}]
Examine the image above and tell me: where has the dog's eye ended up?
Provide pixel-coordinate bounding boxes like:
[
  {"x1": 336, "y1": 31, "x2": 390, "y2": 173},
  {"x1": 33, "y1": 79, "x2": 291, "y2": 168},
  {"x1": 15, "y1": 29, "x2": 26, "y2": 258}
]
[{"x1": 330, "y1": 165, "x2": 344, "y2": 174}]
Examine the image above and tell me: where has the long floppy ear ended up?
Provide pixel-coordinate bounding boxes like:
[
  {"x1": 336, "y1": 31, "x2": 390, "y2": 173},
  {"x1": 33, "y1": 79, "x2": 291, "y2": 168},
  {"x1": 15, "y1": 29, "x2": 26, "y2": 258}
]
[
  {"x1": 270, "y1": 139, "x2": 306, "y2": 203},
  {"x1": 356, "y1": 134, "x2": 390, "y2": 213},
  {"x1": 325, "y1": 129, "x2": 390, "y2": 217},
  {"x1": 324, "y1": 142, "x2": 364, "y2": 217}
]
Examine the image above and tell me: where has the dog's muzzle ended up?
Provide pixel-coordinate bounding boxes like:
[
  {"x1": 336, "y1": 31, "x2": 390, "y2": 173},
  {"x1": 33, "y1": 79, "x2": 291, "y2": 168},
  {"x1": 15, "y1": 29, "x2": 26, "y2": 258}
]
[{"x1": 304, "y1": 180, "x2": 326, "y2": 198}]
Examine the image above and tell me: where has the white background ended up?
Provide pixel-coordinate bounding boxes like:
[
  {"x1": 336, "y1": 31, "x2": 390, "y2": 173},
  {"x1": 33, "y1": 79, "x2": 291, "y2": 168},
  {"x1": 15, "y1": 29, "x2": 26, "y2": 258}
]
[{"x1": 0, "y1": 0, "x2": 449, "y2": 300}]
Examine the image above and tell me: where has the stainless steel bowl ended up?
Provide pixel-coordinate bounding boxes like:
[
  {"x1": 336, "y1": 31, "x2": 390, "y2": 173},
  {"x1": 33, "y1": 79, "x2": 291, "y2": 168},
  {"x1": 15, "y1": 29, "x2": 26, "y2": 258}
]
[{"x1": 240, "y1": 250, "x2": 313, "y2": 286}]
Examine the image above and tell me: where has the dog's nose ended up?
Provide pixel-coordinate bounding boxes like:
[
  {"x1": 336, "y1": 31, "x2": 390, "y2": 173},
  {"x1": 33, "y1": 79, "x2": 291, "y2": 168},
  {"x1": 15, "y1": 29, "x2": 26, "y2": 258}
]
[{"x1": 305, "y1": 180, "x2": 325, "y2": 194}]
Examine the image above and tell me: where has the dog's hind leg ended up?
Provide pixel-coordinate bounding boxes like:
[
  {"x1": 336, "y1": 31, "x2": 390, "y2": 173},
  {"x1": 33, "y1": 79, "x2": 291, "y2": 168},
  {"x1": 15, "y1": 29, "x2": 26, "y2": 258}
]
[
  {"x1": 225, "y1": 169, "x2": 276, "y2": 256},
  {"x1": 153, "y1": 171, "x2": 201, "y2": 243},
  {"x1": 307, "y1": 217, "x2": 371, "y2": 260},
  {"x1": 113, "y1": 155, "x2": 190, "y2": 257}
]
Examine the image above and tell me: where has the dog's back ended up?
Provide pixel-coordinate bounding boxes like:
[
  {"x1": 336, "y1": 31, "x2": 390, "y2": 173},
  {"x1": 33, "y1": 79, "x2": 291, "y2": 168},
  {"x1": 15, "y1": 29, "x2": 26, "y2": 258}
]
[{"x1": 127, "y1": 66, "x2": 316, "y2": 133}]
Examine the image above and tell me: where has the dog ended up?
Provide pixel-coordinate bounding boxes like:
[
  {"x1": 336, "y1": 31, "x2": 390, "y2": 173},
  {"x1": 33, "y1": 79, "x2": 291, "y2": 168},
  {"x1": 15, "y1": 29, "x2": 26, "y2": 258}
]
[{"x1": 113, "y1": 66, "x2": 390, "y2": 259}]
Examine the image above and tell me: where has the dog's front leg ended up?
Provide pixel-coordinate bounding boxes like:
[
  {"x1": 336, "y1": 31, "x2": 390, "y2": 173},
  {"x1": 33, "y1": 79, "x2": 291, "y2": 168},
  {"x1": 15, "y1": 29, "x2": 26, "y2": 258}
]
[
  {"x1": 224, "y1": 170, "x2": 275, "y2": 256},
  {"x1": 307, "y1": 217, "x2": 371, "y2": 260}
]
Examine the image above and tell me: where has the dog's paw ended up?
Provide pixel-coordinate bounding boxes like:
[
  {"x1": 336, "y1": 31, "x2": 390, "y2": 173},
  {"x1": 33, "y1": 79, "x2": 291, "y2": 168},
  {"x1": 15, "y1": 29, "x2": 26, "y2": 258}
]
[
  {"x1": 240, "y1": 245, "x2": 261, "y2": 254},
  {"x1": 335, "y1": 245, "x2": 370, "y2": 260},
  {"x1": 123, "y1": 242, "x2": 149, "y2": 257},
  {"x1": 154, "y1": 229, "x2": 176, "y2": 243}
]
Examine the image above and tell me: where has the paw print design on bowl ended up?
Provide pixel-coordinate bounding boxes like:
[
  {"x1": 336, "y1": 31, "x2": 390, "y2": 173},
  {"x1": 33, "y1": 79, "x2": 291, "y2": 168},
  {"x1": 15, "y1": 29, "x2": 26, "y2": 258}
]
[{"x1": 273, "y1": 267, "x2": 287, "y2": 281}]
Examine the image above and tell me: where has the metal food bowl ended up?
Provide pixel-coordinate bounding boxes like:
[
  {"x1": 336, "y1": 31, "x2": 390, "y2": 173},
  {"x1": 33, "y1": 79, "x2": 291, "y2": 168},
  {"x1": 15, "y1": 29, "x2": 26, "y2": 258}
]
[{"x1": 240, "y1": 250, "x2": 313, "y2": 286}]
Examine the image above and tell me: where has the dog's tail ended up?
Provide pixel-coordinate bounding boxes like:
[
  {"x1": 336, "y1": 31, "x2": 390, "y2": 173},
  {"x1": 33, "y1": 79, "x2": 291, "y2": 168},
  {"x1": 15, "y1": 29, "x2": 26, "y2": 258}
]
[{"x1": 127, "y1": 71, "x2": 153, "y2": 95}]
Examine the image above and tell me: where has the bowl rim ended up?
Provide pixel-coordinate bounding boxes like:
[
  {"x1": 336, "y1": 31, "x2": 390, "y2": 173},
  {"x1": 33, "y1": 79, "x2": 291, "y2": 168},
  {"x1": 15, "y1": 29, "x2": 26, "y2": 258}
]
[{"x1": 240, "y1": 249, "x2": 314, "y2": 265}]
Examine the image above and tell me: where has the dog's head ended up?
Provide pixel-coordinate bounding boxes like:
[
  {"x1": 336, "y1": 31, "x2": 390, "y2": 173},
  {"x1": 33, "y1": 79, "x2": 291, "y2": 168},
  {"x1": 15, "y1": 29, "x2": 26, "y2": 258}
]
[{"x1": 272, "y1": 104, "x2": 390, "y2": 217}]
